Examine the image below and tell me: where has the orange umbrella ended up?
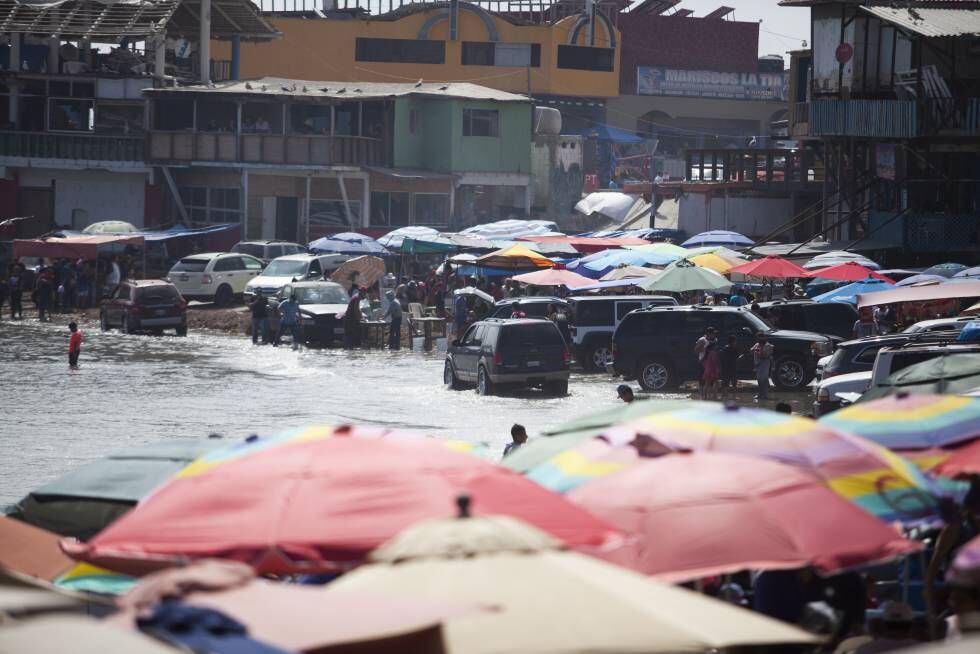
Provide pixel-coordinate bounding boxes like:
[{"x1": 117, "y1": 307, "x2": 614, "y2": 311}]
[
  {"x1": 729, "y1": 256, "x2": 811, "y2": 279},
  {"x1": 475, "y1": 244, "x2": 554, "y2": 270}
]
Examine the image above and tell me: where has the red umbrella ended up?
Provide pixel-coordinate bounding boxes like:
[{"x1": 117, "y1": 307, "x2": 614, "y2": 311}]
[
  {"x1": 932, "y1": 439, "x2": 980, "y2": 478},
  {"x1": 510, "y1": 268, "x2": 594, "y2": 289},
  {"x1": 568, "y1": 451, "x2": 919, "y2": 582},
  {"x1": 63, "y1": 427, "x2": 619, "y2": 576},
  {"x1": 808, "y1": 262, "x2": 894, "y2": 283},
  {"x1": 728, "y1": 256, "x2": 811, "y2": 279}
]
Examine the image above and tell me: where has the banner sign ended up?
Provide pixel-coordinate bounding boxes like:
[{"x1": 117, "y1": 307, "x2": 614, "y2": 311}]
[
  {"x1": 637, "y1": 67, "x2": 787, "y2": 101},
  {"x1": 876, "y1": 143, "x2": 897, "y2": 181}
]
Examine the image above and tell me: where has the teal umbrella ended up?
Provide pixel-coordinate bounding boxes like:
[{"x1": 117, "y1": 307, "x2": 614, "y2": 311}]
[{"x1": 639, "y1": 260, "x2": 732, "y2": 293}]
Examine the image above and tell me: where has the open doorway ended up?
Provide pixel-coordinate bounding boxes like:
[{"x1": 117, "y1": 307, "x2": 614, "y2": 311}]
[{"x1": 275, "y1": 196, "x2": 298, "y2": 241}]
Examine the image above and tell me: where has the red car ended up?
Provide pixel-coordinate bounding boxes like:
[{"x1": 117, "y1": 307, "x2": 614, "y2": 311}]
[{"x1": 100, "y1": 279, "x2": 188, "y2": 336}]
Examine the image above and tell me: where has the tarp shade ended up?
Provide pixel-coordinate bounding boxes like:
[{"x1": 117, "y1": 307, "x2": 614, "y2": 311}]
[
  {"x1": 857, "y1": 280, "x2": 980, "y2": 308},
  {"x1": 13, "y1": 235, "x2": 144, "y2": 259}
]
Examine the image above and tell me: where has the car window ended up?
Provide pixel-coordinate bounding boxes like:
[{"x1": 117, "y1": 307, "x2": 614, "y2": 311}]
[
  {"x1": 309, "y1": 260, "x2": 322, "y2": 276},
  {"x1": 284, "y1": 244, "x2": 301, "y2": 255},
  {"x1": 854, "y1": 345, "x2": 882, "y2": 364},
  {"x1": 232, "y1": 243, "x2": 265, "y2": 259},
  {"x1": 268, "y1": 245, "x2": 284, "y2": 259},
  {"x1": 242, "y1": 256, "x2": 263, "y2": 270},
  {"x1": 295, "y1": 285, "x2": 348, "y2": 304},
  {"x1": 112, "y1": 284, "x2": 128, "y2": 300},
  {"x1": 889, "y1": 351, "x2": 948, "y2": 374},
  {"x1": 499, "y1": 323, "x2": 562, "y2": 348},
  {"x1": 616, "y1": 302, "x2": 642, "y2": 322},
  {"x1": 573, "y1": 300, "x2": 614, "y2": 326},
  {"x1": 136, "y1": 285, "x2": 180, "y2": 304},
  {"x1": 213, "y1": 257, "x2": 241, "y2": 272},
  {"x1": 768, "y1": 306, "x2": 803, "y2": 331},
  {"x1": 172, "y1": 258, "x2": 209, "y2": 273},
  {"x1": 524, "y1": 302, "x2": 554, "y2": 318},
  {"x1": 263, "y1": 259, "x2": 308, "y2": 277},
  {"x1": 461, "y1": 325, "x2": 481, "y2": 346}
]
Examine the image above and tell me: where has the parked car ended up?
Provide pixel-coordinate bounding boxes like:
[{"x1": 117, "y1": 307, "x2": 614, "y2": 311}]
[
  {"x1": 100, "y1": 279, "x2": 187, "y2": 336},
  {"x1": 271, "y1": 281, "x2": 350, "y2": 346},
  {"x1": 243, "y1": 253, "x2": 350, "y2": 300},
  {"x1": 167, "y1": 252, "x2": 265, "y2": 306},
  {"x1": 488, "y1": 297, "x2": 568, "y2": 320},
  {"x1": 231, "y1": 240, "x2": 306, "y2": 265},
  {"x1": 444, "y1": 319, "x2": 570, "y2": 396},
  {"x1": 816, "y1": 331, "x2": 963, "y2": 382},
  {"x1": 813, "y1": 340, "x2": 979, "y2": 416},
  {"x1": 567, "y1": 295, "x2": 678, "y2": 371},
  {"x1": 611, "y1": 305, "x2": 832, "y2": 392},
  {"x1": 902, "y1": 316, "x2": 975, "y2": 334},
  {"x1": 756, "y1": 299, "x2": 858, "y2": 341}
]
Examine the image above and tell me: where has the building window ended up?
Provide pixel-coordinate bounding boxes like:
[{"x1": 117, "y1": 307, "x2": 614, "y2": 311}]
[
  {"x1": 463, "y1": 108, "x2": 499, "y2": 137},
  {"x1": 556, "y1": 45, "x2": 615, "y2": 72},
  {"x1": 179, "y1": 186, "x2": 241, "y2": 225},
  {"x1": 48, "y1": 98, "x2": 93, "y2": 131},
  {"x1": 355, "y1": 38, "x2": 445, "y2": 64},
  {"x1": 290, "y1": 103, "x2": 331, "y2": 134},
  {"x1": 310, "y1": 199, "x2": 361, "y2": 228},
  {"x1": 414, "y1": 194, "x2": 450, "y2": 226},
  {"x1": 462, "y1": 42, "x2": 540, "y2": 67},
  {"x1": 333, "y1": 101, "x2": 360, "y2": 137},
  {"x1": 95, "y1": 102, "x2": 144, "y2": 134},
  {"x1": 370, "y1": 191, "x2": 410, "y2": 226},
  {"x1": 154, "y1": 99, "x2": 194, "y2": 130}
]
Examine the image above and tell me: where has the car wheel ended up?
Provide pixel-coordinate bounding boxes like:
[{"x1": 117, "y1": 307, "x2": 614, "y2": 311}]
[
  {"x1": 584, "y1": 343, "x2": 612, "y2": 372},
  {"x1": 444, "y1": 360, "x2": 461, "y2": 390},
  {"x1": 547, "y1": 380, "x2": 569, "y2": 396},
  {"x1": 99, "y1": 311, "x2": 109, "y2": 332},
  {"x1": 214, "y1": 284, "x2": 233, "y2": 308},
  {"x1": 175, "y1": 325, "x2": 188, "y2": 337},
  {"x1": 121, "y1": 315, "x2": 134, "y2": 335},
  {"x1": 477, "y1": 366, "x2": 494, "y2": 396},
  {"x1": 638, "y1": 358, "x2": 673, "y2": 392},
  {"x1": 774, "y1": 356, "x2": 808, "y2": 390}
]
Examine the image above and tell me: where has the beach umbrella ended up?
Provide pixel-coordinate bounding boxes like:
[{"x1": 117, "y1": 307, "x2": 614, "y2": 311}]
[
  {"x1": 81, "y1": 220, "x2": 138, "y2": 234},
  {"x1": 932, "y1": 439, "x2": 980, "y2": 478},
  {"x1": 924, "y1": 262, "x2": 969, "y2": 278},
  {"x1": 599, "y1": 265, "x2": 659, "y2": 281},
  {"x1": 809, "y1": 262, "x2": 894, "y2": 283},
  {"x1": 574, "y1": 248, "x2": 676, "y2": 276},
  {"x1": 681, "y1": 229, "x2": 753, "y2": 248},
  {"x1": 568, "y1": 451, "x2": 920, "y2": 582},
  {"x1": 326, "y1": 513, "x2": 818, "y2": 654},
  {"x1": 686, "y1": 252, "x2": 741, "y2": 274},
  {"x1": 965, "y1": 301, "x2": 980, "y2": 315},
  {"x1": 949, "y1": 535, "x2": 980, "y2": 589},
  {"x1": 63, "y1": 426, "x2": 618, "y2": 576},
  {"x1": 459, "y1": 219, "x2": 560, "y2": 241},
  {"x1": 0, "y1": 615, "x2": 177, "y2": 654},
  {"x1": 812, "y1": 278, "x2": 894, "y2": 304},
  {"x1": 626, "y1": 242, "x2": 688, "y2": 257},
  {"x1": 474, "y1": 244, "x2": 554, "y2": 270},
  {"x1": 729, "y1": 256, "x2": 811, "y2": 279},
  {"x1": 684, "y1": 245, "x2": 749, "y2": 260},
  {"x1": 638, "y1": 260, "x2": 732, "y2": 293},
  {"x1": 377, "y1": 226, "x2": 440, "y2": 250},
  {"x1": 804, "y1": 250, "x2": 881, "y2": 270},
  {"x1": 895, "y1": 274, "x2": 948, "y2": 287},
  {"x1": 452, "y1": 286, "x2": 494, "y2": 305},
  {"x1": 860, "y1": 354, "x2": 980, "y2": 400},
  {"x1": 309, "y1": 232, "x2": 389, "y2": 256},
  {"x1": 328, "y1": 255, "x2": 385, "y2": 291},
  {"x1": 603, "y1": 403, "x2": 942, "y2": 525},
  {"x1": 401, "y1": 235, "x2": 458, "y2": 254},
  {"x1": 954, "y1": 266, "x2": 980, "y2": 279},
  {"x1": 510, "y1": 268, "x2": 593, "y2": 289},
  {"x1": 8, "y1": 439, "x2": 226, "y2": 539},
  {"x1": 820, "y1": 394, "x2": 980, "y2": 450}
]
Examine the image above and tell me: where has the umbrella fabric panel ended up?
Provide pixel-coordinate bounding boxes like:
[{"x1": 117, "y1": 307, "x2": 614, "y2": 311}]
[
  {"x1": 812, "y1": 279, "x2": 894, "y2": 304},
  {"x1": 460, "y1": 219, "x2": 559, "y2": 241},
  {"x1": 377, "y1": 226, "x2": 440, "y2": 250},
  {"x1": 895, "y1": 274, "x2": 948, "y2": 287},
  {"x1": 0, "y1": 615, "x2": 178, "y2": 654},
  {"x1": 681, "y1": 230, "x2": 753, "y2": 248},
  {"x1": 510, "y1": 268, "x2": 593, "y2": 289},
  {"x1": 954, "y1": 266, "x2": 980, "y2": 279},
  {"x1": 729, "y1": 256, "x2": 811, "y2": 279},
  {"x1": 526, "y1": 439, "x2": 641, "y2": 493},
  {"x1": 808, "y1": 262, "x2": 894, "y2": 283},
  {"x1": 933, "y1": 439, "x2": 980, "y2": 477},
  {"x1": 639, "y1": 261, "x2": 732, "y2": 293},
  {"x1": 474, "y1": 245, "x2": 555, "y2": 270},
  {"x1": 0, "y1": 516, "x2": 75, "y2": 581}
]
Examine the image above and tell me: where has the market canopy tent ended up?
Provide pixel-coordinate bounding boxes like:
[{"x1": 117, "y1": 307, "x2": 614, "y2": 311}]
[
  {"x1": 510, "y1": 269, "x2": 593, "y2": 289},
  {"x1": 13, "y1": 235, "x2": 145, "y2": 260},
  {"x1": 857, "y1": 280, "x2": 980, "y2": 308}
]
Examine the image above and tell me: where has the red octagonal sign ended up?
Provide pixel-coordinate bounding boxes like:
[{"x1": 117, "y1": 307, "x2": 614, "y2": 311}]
[{"x1": 836, "y1": 43, "x2": 854, "y2": 64}]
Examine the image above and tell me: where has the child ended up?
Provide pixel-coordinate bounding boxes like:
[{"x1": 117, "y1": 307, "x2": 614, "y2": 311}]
[
  {"x1": 68, "y1": 321, "x2": 82, "y2": 368},
  {"x1": 701, "y1": 341, "x2": 720, "y2": 400},
  {"x1": 720, "y1": 334, "x2": 740, "y2": 398}
]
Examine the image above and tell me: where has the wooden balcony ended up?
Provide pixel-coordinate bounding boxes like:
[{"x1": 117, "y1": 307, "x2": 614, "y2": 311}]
[
  {"x1": 684, "y1": 148, "x2": 821, "y2": 191},
  {"x1": 147, "y1": 131, "x2": 387, "y2": 167},
  {"x1": 0, "y1": 131, "x2": 144, "y2": 162}
]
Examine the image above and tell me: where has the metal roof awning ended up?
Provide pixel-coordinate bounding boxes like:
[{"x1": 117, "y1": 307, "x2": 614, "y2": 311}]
[
  {"x1": 861, "y1": 6, "x2": 980, "y2": 39},
  {"x1": 365, "y1": 167, "x2": 456, "y2": 181},
  {"x1": 0, "y1": 0, "x2": 279, "y2": 41}
]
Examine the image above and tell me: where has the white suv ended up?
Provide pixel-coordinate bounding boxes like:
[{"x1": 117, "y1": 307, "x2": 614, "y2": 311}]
[
  {"x1": 168, "y1": 252, "x2": 264, "y2": 306},
  {"x1": 244, "y1": 253, "x2": 350, "y2": 301}
]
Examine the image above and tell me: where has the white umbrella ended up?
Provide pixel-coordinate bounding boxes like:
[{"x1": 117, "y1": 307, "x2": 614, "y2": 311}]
[
  {"x1": 453, "y1": 287, "x2": 494, "y2": 305},
  {"x1": 459, "y1": 219, "x2": 560, "y2": 241},
  {"x1": 377, "y1": 226, "x2": 440, "y2": 250},
  {"x1": 81, "y1": 220, "x2": 138, "y2": 234}
]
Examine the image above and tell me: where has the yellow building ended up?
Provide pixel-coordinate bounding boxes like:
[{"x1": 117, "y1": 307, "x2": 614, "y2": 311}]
[{"x1": 214, "y1": 2, "x2": 620, "y2": 125}]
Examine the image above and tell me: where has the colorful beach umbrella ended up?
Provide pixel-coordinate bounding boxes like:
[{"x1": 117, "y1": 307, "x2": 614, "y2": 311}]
[
  {"x1": 626, "y1": 242, "x2": 689, "y2": 257},
  {"x1": 812, "y1": 278, "x2": 894, "y2": 305},
  {"x1": 682, "y1": 230, "x2": 753, "y2": 248},
  {"x1": 639, "y1": 260, "x2": 732, "y2": 293},
  {"x1": 510, "y1": 268, "x2": 593, "y2": 289},
  {"x1": 63, "y1": 426, "x2": 619, "y2": 576},
  {"x1": 729, "y1": 256, "x2": 811, "y2": 279},
  {"x1": 603, "y1": 404, "x2": 942, "y2": 525},
  {"x1": 474, "y1": 244, "x2": 555, "y2": 270},
  {"x1": 932, "y1": 439, "x2": 980, "y2": 478},
  {"x1": 525, "y1": 437, "x2": 651, "y2": 494},
  {"x1": 568, "y1": 451, "x2": 920, "y2": 582},
  {"x1": 820, "y1": 394, "x2": 980, "y2": 450},
  {"x1": 808, "y1": 262, "x2": 894, "y2": 283},
  {"x1": 687, "y1": 252, "x2": 740, "y2": 274}
]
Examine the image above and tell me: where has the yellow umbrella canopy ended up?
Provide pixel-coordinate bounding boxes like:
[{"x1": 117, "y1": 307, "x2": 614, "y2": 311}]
[
  {"x1": 475, "y1": 244, "x2": 555, "y2": 270},
  {"x1": 326, "y1": 514, "x2": 818, "y2": 654},
  {"x1": 687, "y1": 252, "x2": 741, "y2": 274}
]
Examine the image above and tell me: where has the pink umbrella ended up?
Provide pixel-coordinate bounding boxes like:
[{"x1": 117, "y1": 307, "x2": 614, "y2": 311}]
[
  {"x1": 808, "y1": 262, "x2": 894, "y2": 283},
  {"x1": 510, "y1": 268, "x2": 594, "y2": 289},
  {"x1": 729, "y1": 256, "x2": 811, "y2": 279}
]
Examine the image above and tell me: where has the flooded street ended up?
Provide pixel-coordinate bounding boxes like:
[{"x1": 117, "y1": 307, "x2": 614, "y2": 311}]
[{"x1": 0, "y1": 317, "x2": 644, "y2": 506}]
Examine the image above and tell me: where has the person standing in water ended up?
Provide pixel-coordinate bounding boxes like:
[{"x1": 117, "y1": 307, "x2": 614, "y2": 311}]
[{"x1": 68, "y1": 321, "x2": 82, "y2": 368}]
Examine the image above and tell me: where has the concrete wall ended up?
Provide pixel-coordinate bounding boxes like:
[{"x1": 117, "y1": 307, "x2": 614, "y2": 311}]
[
  {"x1": 678, "y1": 192, "x2": 794, "y2": 239},
  {"x1": 18, "y1": 168, "x2": 147, "y2": 228},
  {"x1": 605, "y1": 94, "x2": 786, "y2": 137}
]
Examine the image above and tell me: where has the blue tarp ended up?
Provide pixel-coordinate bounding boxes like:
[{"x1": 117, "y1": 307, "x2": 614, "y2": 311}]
[{"x1": 569, "y1": 124, "x2": 645, "y2": 145}]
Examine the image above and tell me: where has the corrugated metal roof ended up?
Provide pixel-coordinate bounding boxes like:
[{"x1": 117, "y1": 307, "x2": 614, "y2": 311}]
[
  {"x1": 861, "y1": 6, "x2": 980, "y2": 38},
  {"x1": 146, "y1": 77, "x2": 531, "y2": 103}
]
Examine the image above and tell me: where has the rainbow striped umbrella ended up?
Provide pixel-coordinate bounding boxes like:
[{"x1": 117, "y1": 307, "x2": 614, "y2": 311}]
[
  {"x1": 819, "y1": 394, "x2": 980, "y2": 450},
  {"x1": 526, "y1": 438, "x2": 642, "y2": 493},
  {"x1": 601, "y1": 404, "x2": 942, "y2": 526}
]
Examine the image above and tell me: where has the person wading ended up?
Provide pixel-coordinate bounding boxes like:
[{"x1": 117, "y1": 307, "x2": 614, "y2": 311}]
[
  {"x1": 384, "y1": 290, "x2": 402, "y2": 350},
  {"x1": 248, "y1": 290, "x2": 269, "y2": 345},
  {"x1": 67, "y1": 321, "x2": 82, "y2": 369}
]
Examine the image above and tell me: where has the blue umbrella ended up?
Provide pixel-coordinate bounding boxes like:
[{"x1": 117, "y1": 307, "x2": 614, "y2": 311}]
[
  {"x1": 954, "y1": 266, "x2": 980, "y2": 279},
  {"x1": 681, "y1": 230, "x2": 753, "y2": 248},
  {"x1": 568, "y1": 249, "x2": 676, "y2": 279},
  {"x1": 309, "y1": 232, "x2": 389, "y2": 256},
  {"x1": 895, "y1": 274, "x2": 948, "y2": 287},
  {"x1": 923, "y1": 262, "x2": 968, "y2": 278},
  {"x1": 812, "y1": 278, "x2": 893, "y2": 304}
]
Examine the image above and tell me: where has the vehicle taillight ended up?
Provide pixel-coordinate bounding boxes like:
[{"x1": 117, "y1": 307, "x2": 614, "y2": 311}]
[
  {"x1": 202, "y1": 274, "x2": 213, "y2": 285},
  {"x1": 563, "y1": 349, "x2": 571, "y2": 364},
  {"x1": 177, "y1": 298, "x2": 188, "y2": 311},
  {"x1": 493, "y1": 351, "x2": 503, "y2": 366}
]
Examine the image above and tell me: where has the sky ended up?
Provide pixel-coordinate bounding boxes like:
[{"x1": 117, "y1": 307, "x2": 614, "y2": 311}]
[{"x1": 668, "y1": 0, "x2": 810, "y2": 60}]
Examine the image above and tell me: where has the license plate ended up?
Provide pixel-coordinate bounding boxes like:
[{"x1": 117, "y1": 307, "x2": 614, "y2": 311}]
[
  {"x1": 178, "y1": 275, "x2": 188, "y2": 281},
  {"x1": 527, "y1": 360, "x2": 540, "y2": 368},
  {"x1": 155, "y1": 309, "x2": 166, "y2": 316}
]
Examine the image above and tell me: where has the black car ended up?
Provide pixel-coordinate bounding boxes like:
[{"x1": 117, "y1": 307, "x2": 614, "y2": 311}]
[
  {"x1": 488, "y1": 297, "x2": 568, "y2": 320},
  {"x1": 272, "y1": 281, "x2": 350, "y2": 346},
  {"x1": 444, "y1": 319, "x2": 570, "y2": 396},
  {"x1": 611, "y1": 305, "x2": 833, "y2": 391},
  {"x1": 756, "y1": 299, "x2": 858, "y2": 341},
  {"x1": 567, "y1": 295, "x2": 678, "y2": 371},
  {"x1": 819, "y1": 330, "x2": 965, "y2": 381}
]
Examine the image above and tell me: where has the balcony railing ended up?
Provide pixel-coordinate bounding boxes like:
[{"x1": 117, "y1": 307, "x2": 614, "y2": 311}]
[
  {"x1": 0, "y1": 131, "x2": 145, "y2": 162},
  {"x1": 147, "y1": 131, "x2": 387, "y2": 167},
  {"x1": 795, "y1": 98, "x2": 980, "y2": 138}
]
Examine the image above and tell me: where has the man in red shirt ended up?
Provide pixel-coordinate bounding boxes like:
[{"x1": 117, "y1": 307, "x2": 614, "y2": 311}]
[{"x1": 68, "y1": 321, "x2": 82, "y2": 368}]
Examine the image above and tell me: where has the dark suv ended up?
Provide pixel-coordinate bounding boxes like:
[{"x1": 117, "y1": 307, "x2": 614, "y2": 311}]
[
  {"x1": 100, "y1": 279, "x2": 188, "y2": 336},
  {"x1": 444, "y1": 319, "x2": 570, "y2": 396},
  {"x1": 568, "y1": 295, "x2": 678, "y2": 371},
  {"x1": 611, "y1": 305, "x2": 832, "y2": 391},
  {"x1": 756, "y1": 299, "x2": 858, "y2": 341}
]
